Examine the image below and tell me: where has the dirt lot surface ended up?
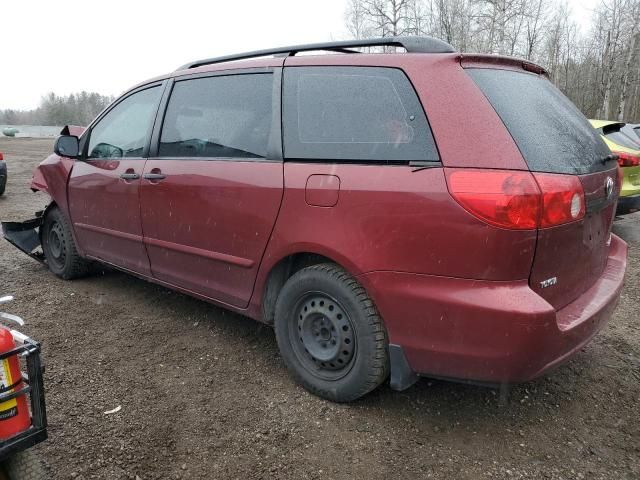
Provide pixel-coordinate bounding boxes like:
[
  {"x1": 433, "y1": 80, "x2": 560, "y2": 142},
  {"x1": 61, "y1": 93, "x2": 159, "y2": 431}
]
[{"x1": 0, "y1": 137, "x2": 639, "y2": 479}]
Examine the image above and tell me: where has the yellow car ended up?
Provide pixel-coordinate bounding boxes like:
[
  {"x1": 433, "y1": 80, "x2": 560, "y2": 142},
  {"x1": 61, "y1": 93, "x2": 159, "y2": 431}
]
[{"x1": 590, "y1": 119, "x2": 640, "y2": 213}]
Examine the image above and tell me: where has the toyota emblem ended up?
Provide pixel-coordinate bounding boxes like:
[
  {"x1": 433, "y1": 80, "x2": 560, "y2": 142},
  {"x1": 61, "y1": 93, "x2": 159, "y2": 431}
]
[{"x1": 605, "y1": 176, "x2": 614, "y2": 199}]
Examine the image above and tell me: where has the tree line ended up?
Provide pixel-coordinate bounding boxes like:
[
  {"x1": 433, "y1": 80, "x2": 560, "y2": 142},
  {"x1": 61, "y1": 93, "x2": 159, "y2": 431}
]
[
  {"x1": 345, "y1": 0, "x2": 640, "y2": 122},
  {"x1": 0, "y1": 92, "x2": 114, "y2": 127}
]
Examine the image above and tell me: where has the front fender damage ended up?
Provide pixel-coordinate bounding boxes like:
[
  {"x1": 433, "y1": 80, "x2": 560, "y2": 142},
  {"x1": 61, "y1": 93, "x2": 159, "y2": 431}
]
[
  {"x1": 1, "y1": 212, "x2": 44, "y2": 262},
  {"x1": 4, "y1": 143, "x2": 75, "y2": 263}
]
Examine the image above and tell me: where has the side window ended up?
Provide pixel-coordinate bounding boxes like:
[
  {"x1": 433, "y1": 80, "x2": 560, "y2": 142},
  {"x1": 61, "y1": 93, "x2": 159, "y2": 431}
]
[
  {"x1": 283, "y1": 66, "x2": 439, "y2": 162},
  {"x1": 159, "y1": 74, "x2": 274, "y2": 159},
  {"x1": 88, "y1": 86, "x2": 161, "y2": 159}
]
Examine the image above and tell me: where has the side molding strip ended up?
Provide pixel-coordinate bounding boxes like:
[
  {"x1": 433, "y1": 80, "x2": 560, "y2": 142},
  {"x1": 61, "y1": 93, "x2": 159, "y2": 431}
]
[
  {"x1": 74, "y1": 223, "x2": 142, "y2": 243},
  {"x1": 143, "y1": 237, "x2": 255, "y2": 268}
]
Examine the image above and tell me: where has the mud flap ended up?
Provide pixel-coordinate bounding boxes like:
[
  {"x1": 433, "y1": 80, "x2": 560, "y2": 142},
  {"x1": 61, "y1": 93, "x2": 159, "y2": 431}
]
[
  {"x1": 389, "y1": 344, "x2": 419, "y2": 391},
  {"x1": 1, "y1": 215, "x2": 44, "y2": 262}
]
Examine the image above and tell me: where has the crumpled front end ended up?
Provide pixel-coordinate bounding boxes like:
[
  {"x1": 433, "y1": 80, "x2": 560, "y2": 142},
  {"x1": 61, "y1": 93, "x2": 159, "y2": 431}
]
[{"x1": 1, "y1": 214, "x2": 44, "y2": 262}]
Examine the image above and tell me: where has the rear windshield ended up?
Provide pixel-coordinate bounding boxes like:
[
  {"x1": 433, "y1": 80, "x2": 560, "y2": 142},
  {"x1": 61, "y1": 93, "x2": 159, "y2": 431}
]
[
  {"x1": 604, "y1": 128, "x2": 640, "y2": 150},
  {"x1": 468, "y1": 68, "x2": 611, "y2": 174}
]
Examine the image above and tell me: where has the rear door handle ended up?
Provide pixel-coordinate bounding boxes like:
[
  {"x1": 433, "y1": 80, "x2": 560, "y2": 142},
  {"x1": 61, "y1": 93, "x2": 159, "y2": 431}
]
[
  {"x1": 119, "y1": 172, "x2": 140, "y2": 180},
  {"x1": 143, "y1": 173, "x2": 167, "y2": 180}
]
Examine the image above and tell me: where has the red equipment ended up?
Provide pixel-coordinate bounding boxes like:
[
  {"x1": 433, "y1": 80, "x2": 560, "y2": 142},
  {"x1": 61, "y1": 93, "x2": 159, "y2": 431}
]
[{"x1": 0, "y1": 328, "x2": 30, "y2": 439}]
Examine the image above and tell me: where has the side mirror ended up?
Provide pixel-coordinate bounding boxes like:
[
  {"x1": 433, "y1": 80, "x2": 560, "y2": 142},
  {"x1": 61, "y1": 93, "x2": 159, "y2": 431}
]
[{"x1": 54, "y1": 135, "x2": 80, "y2": 158}]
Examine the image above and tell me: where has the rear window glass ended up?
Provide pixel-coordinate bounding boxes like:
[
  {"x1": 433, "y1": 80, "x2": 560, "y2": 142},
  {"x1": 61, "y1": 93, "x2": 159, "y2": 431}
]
[
  {"x1": 283, "y1": 66, "x2": 439, "y2": 163},
  {"x1": 604, "y1": 129, "x2": 640, "y2": 150},
  {"x1": 468, "y1": 68, "x2": 610, "y2": 174}
]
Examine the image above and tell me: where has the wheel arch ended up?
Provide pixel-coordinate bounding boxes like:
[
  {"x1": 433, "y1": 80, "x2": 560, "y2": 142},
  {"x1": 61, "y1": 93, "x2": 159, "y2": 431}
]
[
  {"x1": 257, "y1": 249, "x2": 360, "y2": 325},
  {"x1": 40, "y1": 200, "x2": 86, "y2": 259},
  {"x1": 39, "y1": 200, "x2": 59, "y2": 238}
]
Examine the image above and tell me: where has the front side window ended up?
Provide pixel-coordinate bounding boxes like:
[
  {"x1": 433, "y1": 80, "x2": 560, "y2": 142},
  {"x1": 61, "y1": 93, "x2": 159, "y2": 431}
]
[
  {"x1": 159, "y1": 73, "x2": 274, "y2": 159},
  {"x1": 88, "y1": 86, "x2": 161, "y2": 159},
  {"x1": 283, "y1": 66, "x2": 439, "y2": 162}
]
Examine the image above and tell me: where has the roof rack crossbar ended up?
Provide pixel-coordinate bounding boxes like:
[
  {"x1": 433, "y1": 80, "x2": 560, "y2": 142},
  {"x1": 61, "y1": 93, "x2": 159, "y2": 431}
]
[{"x1": 177, "y1": 36, "x2": 456, "y2": 70}]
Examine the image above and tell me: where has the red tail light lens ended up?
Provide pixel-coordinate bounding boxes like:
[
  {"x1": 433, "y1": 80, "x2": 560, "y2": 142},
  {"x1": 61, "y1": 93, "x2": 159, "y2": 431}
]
[
  {"x1": 446, "y1": 169, "x2": 585, "y2": 230},
  {"x1": 446, "y1": 169, "x2": 540, "y2": 229},
  {"x1": 0, "y1": 153, "x2": 3, "y2": 161},
  {"x1": 615, "y1": 151, "x2": 640, "y2": 167},
  {"x1": 533, "y1": 173, "x2": 585, "y2": 227}
]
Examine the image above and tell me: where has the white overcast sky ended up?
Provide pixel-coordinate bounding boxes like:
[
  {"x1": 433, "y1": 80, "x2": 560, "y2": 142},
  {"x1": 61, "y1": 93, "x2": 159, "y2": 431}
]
[{"x1": 1, "y1": 0, "x2": 598, "y2": 111}]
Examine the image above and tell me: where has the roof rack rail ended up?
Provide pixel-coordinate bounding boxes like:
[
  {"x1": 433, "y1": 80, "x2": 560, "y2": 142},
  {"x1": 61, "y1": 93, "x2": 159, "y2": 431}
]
[{"x1": 177, "y1": 36, "x2": 456, "y2": 70}]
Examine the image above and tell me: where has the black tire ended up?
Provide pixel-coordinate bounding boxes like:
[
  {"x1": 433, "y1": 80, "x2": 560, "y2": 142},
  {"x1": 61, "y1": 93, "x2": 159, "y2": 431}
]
[
  {"x1": 274, "y1": 263, "x2": 389, "y2": 402},
  {"x1": 41, "y1": 207, "x2": 90, "y2": 280},
  {"x1": 0, "y1": 450, "x2": 47, "y2": 480},
  {"x1": 0, "y1": 176, "x2": 6, "y2": 196}
]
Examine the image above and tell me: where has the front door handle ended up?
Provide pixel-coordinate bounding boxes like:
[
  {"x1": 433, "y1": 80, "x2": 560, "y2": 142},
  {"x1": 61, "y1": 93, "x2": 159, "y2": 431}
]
[
  {"x1": 119, "y1": 172, "x2": 140, "y2": 180},
  {"x1": 143, "y1": 173, "x2": 167, "y2": 180}
]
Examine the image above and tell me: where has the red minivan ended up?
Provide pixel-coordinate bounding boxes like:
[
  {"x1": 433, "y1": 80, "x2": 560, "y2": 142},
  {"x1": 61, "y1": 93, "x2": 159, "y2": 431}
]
[{"x1": 2, "y1": 37, "x2": 627, "y2": 402}]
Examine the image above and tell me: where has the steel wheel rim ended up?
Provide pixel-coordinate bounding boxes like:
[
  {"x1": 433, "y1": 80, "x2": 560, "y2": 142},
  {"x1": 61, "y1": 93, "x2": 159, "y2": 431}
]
[
  {"x1": 46, "y1": 220, "x2": 66, "y2": 268},
  {"x1": 290, "y1": 292, "x2": 357, "y2": 381}
]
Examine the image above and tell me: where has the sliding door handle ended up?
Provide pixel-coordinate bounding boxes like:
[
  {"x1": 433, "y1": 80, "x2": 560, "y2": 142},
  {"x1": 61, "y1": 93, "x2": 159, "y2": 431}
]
[
  {"x1": 143, "y1": 173, "x2": 167, "y2": 180},
  {"x1": 119, "y1": 172, "x2": 140, "y2": 180}
]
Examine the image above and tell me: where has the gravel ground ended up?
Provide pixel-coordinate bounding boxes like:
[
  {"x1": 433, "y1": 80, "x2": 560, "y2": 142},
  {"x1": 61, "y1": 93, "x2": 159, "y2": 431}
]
[{"x1": 0, "y1": 137, "x2": 638, "y2": 480}]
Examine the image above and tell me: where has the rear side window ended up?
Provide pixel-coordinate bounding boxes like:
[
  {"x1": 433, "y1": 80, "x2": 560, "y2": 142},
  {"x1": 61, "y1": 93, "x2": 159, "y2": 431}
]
[
  {"x1": 468, "y1": 68, "x2": 610, "y2": 174},
  {"x1": 283, "y1": 67, "x2": 439, "y2": 163},
  {"x1": 159, "y1": 73, "x2": 274, "y2": 159}
]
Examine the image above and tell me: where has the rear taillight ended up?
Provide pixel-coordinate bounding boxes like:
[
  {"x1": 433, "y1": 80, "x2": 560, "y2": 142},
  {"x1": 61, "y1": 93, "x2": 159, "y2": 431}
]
[
  {"x1": 533, "y1": 173, "x2": 585, "y2": 227},
  {"x1": 445, "y1": 169, "x2": 585, "y2": 230},
  {"x1": 614, "y1": 151, "x2": 640, "y2": 167},
  {"x1": 446, "y1": 170, "x2": 540, "y2": 229},
  {"x1": 0, "y1": 153, "x2": 3, "y2": 161}
]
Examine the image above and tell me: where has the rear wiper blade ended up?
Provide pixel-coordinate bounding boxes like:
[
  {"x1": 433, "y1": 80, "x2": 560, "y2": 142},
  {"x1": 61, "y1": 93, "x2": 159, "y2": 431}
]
[
  {"x1": 409, "y1": 160, "x2": 441, "y2": 172},
  {"x1": 601, "y1": 153, "x2": 619, "y2": 165}
]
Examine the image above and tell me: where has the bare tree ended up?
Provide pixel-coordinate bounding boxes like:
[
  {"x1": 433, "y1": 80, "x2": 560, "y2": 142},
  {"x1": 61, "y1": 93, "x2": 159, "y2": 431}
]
[
  {"x1": 343, "y1": 0, "x2": 640, "y2": 121},
  {"x1": 345, "y1": 0, "x2": 372, "y2": 39},
  {"x1": 617, "y1": 32, "x2": 639, "y2": 120},
  {"x1": 524, "y1": 0, "x2": 548, "y2": 60},
  {"x1": 360, "y1": 0, "x2": 412, "y2": 37},
  {"x1": 0, "y1": 92, "x2": 113, "y2": 126},
  {"x1": 617, "y1": 2, "x2": 640, "y2": 120},
  {"x1": 597, "y1": 0, "x2": 627, "y2": 118}
]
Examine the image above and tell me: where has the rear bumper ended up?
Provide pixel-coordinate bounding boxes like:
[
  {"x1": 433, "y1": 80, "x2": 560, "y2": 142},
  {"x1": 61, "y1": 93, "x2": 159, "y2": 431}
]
[{"x1": 360, "y1": 234, "x2": 627, "y2": 387}]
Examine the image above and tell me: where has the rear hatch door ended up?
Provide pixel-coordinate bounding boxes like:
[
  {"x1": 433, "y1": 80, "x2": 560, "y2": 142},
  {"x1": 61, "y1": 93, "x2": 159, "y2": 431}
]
[{"x1": 468, "y1": 68, "x2": 617, "y2": 310}]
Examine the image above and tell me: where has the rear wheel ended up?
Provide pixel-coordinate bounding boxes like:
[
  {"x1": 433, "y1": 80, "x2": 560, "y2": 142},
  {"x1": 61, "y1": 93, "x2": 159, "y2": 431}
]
[
  {"x1": 41, "y1": 207, "x2": 89, "y2": 280},
  {"x1": 274, "y1": 263, "x2": 388, "y2": 402},
  {"x1": 0, "y1": 176, "x2": 6, "y2": 196},
  {"x1": 0, "y1": 450, "x2": 47, "y2": 480}
]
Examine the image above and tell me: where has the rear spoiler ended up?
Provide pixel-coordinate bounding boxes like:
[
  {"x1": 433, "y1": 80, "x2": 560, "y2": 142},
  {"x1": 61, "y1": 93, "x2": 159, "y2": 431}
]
[
  {"x1": 459, "y1": 53, "x2": 548, "y2": 77},
  {"x1": 601, "y1": 122, "x2": 626, "y2": 134}
]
